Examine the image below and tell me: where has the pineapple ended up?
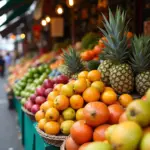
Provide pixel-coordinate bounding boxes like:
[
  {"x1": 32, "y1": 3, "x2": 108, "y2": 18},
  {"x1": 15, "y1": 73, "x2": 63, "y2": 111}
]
[
  {"x1": 98, "y1": 60, "x2": 113, "y2": 85},
  {"x1": 59, "y1": 47, "x2": 85, "y2": 78},
  {"x1": 99, "y1": 8, "x2": 134, "y2": 94},
  {"x1": 130, "y1": 35, "x2": 150, "y2": 96}
]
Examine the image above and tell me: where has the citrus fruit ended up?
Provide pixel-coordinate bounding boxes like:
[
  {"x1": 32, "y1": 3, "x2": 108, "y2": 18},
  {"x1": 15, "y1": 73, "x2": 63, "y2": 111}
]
[
  {"x1": 40, "y1": 101, "x2": 54, "y2": 113},
  {"x1": 53, "y1": 84, "x2": 64, "y2": 93},
  {"x1": 78, "y1": 71, "x2": 89, "y2": 79},
  {"x1": 70, "y1": 95, "x2": 84, "y2": 109},
  {"x1": 45, "y1": 107, "x2": 59, "y2": 121},
  {"x1": 87, "y1": 70, "x2": 101, "y2": 82},
  {"x1": 76, "y1": 108, "x2": 84, "y2": 120},
  {"x1": 47, "y1": 91, "x2": 59, "y2": 102},
  {"x1": 83, "y1": 87, "x2": 100, "y2": 102},
  {"x1": 101, "y1": 90, "x2": 117, "y2": 105},
  {"x1": 38, "y1": 118, "x2": 47, "y2": 130},
  {"x1": 73, "y1": 78, "x2": 87, "y2": 93},
  {"x1": 44, "y1": 121, "x2": 60, "y2": 135},
  {"x1": 119, "y1": 94, "x2": 133, "y2": 107},
  {"x1": 53, "y1": 95, "x2": 69, "y2": 111},
  {"x1": 91, "y1": 81, "x2": 105, "y2": 93},
  {"x1": 35, "y1": 110, "x2": 45, "y2": 122}
]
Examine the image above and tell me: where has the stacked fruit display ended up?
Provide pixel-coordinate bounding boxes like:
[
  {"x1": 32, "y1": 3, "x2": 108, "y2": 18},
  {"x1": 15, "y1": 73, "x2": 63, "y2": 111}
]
[
  {"x1": 14, "y1": 64, "x2": 51, "y2": 99},
  {"x1": 24, "y1": 75, "x2": 69, "y2": 114},
  {"x1": 64, "y1": 88, "x2": 150, "y2": 150},
  {"x1": 35, "y1": 69, "x2": 134, "y2": 139}
]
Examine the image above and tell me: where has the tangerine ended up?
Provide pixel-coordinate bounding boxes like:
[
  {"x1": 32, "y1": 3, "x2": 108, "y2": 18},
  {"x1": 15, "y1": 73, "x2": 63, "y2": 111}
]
[
  {"x1": 35, "y1": 110, "x2": 45, "y2": 122},
  {"x1": 83, "y1": 87, "x2": 100, "y2": 102},
  {"x1": 119, "y1": 94, "x2": 133, "y2": 107},
  {"x1": 45, "y1": 107, "x2": 59, "y2": 121},
  {"x1": 70, "y1": 95, "x2": 84, "y2": 109},
  {"x1": 53, "y1": 95, "x2": 69, "y2": 111},
  {"x1": 38, "y1": 118, "x2": 47, "y2": 130},
  {"x1": 87, "y1": 70, "x2": 101, "y2": 82},
  {"x1": 78, "y1": 71, "x2": 89, "y2": 79},
  {"x1": 76, "y1": 108, "x2": 85, "y2": 120},
  {"x1": 44, "y1": 121, "x2": 60, "y2": 135},
  {"x1": 47, "y1": 91, "x2": 59, "y2": 102},
  {"x1": 40, "y1": 101, "x2": 54, "y2": 113},
  {"x1": 101, "y1": 90, "x2": 117, "y2": 105}
]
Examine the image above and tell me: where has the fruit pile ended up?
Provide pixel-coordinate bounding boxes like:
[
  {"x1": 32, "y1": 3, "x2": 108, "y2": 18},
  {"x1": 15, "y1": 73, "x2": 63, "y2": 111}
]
[
  {"x1": 24, "y1": 74, "x2": 69, "y2": 114},
  {"x1": 34, "y1": 69, "x2": 134, "y2": 138},
  {"x1": 14, "y1": 64, "x2": 51, "y2": 99}
]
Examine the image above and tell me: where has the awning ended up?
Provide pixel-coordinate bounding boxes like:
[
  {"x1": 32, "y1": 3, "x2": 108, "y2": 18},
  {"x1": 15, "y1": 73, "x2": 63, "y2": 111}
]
[{"x1": 0, "y1": 1, "x2": 33, "y2": 27}]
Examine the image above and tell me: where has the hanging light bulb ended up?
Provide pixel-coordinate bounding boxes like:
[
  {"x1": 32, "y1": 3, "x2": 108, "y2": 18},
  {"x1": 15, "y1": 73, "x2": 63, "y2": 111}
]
[
  {"x1": 56, "y1": 5, "x2": 64, "y2": 15},
  {"x1": 41, "y1": 19, "x2": 47, "y2": 26},
  {"x1": 45, "y1": 16, "x2": 51, "y2": 23},
  {"x1": 66, "y1": 0, "x2": 74, "y2": 8}
]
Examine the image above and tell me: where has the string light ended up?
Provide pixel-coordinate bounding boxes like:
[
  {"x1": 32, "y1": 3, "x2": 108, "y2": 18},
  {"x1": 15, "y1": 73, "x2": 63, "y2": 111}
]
[
  {"x1": 41, "y1": 19, "x2": 47, "y2": 26},
  {"x1": 45, "y1": 16, "x2": 51, "y2": 23}
]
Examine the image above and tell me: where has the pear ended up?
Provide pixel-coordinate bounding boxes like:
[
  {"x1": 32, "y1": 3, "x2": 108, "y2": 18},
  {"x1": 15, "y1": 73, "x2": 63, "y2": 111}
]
[
  {"x1": 85, "y1": 142, "x2": 113, "y2": 150},
  {"x1": 126, "y1": 100, "x2": 150, "y2": 127},
  {"x1": 60, "y1": 120, "x2": 74, "y2": 135},
  {"x1": 140, "y1": 133, "x2": 150, "y2": 150},
  {"x1": 110, "y1": 121, "x2": 143, "y2": 150}
]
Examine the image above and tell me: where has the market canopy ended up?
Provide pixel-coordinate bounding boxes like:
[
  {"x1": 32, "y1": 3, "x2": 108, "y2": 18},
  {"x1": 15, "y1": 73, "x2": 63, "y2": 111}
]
[{"x1": 0, "y1": 0, "x2": 33, "y2": 27}]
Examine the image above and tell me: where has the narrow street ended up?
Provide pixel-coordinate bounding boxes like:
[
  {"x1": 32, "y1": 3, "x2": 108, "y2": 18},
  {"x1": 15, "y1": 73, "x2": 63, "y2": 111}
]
[{"x1": 0, "y1": 78, "x2": 23, "y2": 150}]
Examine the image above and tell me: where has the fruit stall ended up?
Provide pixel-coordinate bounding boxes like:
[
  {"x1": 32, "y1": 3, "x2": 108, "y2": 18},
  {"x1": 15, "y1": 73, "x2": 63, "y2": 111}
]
[{"x1": 7, "y1": 7, "x2": 150, "y2": 150}]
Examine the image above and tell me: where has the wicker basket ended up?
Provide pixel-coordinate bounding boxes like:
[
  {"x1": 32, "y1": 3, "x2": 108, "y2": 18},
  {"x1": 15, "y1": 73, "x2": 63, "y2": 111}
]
[
  {"x1": 22, "y1": 106, "x2": 35, "y2": 121},
  {"x1": 36, "y1": 126, "x2": 67, "y2": 147}
]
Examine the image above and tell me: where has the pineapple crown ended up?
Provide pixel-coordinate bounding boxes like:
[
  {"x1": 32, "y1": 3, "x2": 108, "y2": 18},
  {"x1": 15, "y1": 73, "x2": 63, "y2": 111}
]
[
  {"x1": 99, "y1": 7, "x2": 129, "y2": 64},
  {"x1": 130, "y1": 35, "x2": 150, "y2": 73},
  {"x1": 62, "y1": 47, "x2": 85, "y2": 75}
]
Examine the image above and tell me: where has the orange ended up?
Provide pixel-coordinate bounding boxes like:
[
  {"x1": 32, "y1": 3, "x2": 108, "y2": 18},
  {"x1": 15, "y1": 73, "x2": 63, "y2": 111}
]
[
  {"x1": 78, "y1": 71, "x2": 89, "y2": 79},
  {"x1": 68, "y1": 79, "x2": 76, "y2": 85},
  {"x1": 87, "y1": 70, "x2": 101, "y2": 82},
  {"x1": 83, "y1": 87, "x2": 100, "y2": 102},
  {"x1": 101, "y1": 91, "x2": 117, "y2": 105},
  {"x1": 53, "y1": 95, "x2": 70, "y2": 110},
  {"x1": 45, "y1": 107, "x2": 59, "y2": 121},
  {"x1": 70, "y1": 95, "x2": 84, "y2": 110},
  {"x1": 76, "y1": 108, "x2": 84, "y2": 120},
  {"x1": 38, "y1": 118, "x2": 47, "y2": 130},
  {"x1": 40, "y1": 101, "x2": 54, "y2": 113},
  {"x1": 44, "y1": 121, "x2": 60, "y2": 135},
  {"x1": 91, "y1": 81, "x2": 105, "y2": 93},
  {"x1": 35, "y1": 110, "x2": 45, "y2": 122},
  {"x1": 47, "y1": 91, "x2": 59, "y2": 102},
  {"x1": 119, "y1": 94, "x2": 133, "y2": 107},
  {"x1": 53, "y1": 84, "x2": 64, "y2": 93},
  {"x1": 73, "y1": 78, "x2": 87, "y2": 93},
  {"x1": 104, "y1": 87, "x2": 114, "y2": 92}
]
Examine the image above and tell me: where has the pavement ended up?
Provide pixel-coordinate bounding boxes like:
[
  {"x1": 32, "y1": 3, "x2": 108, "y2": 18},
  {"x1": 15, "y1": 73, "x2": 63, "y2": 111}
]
[{"x1": 0, "y1": 78, "x2": 23, "y2": 150}]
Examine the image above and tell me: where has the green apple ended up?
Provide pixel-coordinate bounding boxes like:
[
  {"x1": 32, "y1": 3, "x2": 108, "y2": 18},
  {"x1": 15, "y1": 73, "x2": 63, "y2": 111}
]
[
  {"x1": 38, "y1": 65, "x2": 45, "y2": 73},
  {"x1": 21, "y1": 98, "x2": 26, "y2": 105},
  {"x1": 33, "y1": 73, "x2": 39, "y2": 79},
  {"x1": 27, "y1": 78, "x2": 33, "y2": 84}
]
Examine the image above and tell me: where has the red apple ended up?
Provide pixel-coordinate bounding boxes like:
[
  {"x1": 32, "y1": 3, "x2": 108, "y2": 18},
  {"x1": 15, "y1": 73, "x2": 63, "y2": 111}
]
[
  {"x1": 24, "y1": 100, "x2": 33, "y2": 111},
  {"x1": 31, "y1": 104, "x2": 40, "y2": 114},
  {"x1": 52, "y1": 77, "x2": 59, "y2": 84},
  {"x1": 35, "y1": 96, "x2": 46, "y2": 105},
  {"x1": 30, "y1": 93, "x2": 37, "y2": 103},
  {"x1": 57, "y1": 75, "x2": 69, "y2": 84},
  {"x1": 44, "y1": 88, "x2": 53, "y2": 97},
  {"x1": 43, "y1": 79, "x2": 54, "y2": 89},
  {"x1": 36, "y1": 86, "x2": 45, "y2": 96}
]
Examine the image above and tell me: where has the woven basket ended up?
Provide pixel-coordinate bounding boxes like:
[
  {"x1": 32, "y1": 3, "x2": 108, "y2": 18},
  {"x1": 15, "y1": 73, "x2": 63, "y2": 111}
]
[
  {"x1": 22, "y1": 106, "x2": 35, "y2": 121},
  {"x1": 36, "y1": 126, "x2": 67, "y2": 147}
]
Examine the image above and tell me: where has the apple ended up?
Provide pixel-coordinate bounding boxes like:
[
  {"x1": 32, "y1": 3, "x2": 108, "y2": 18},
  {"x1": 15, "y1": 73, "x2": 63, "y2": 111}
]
[
  {"x1": 35, "y1": 96, "x2": 46, "y2": 105},
  {"x1": 36, "y1": 86, "x2": 45, "y2": 96},
  {"x1": 24, "y1": 100, "x2": 33, "y2": 111},
  {"x1": 30, "y1": 93, "x2": 37, "y2": 103},
  {"x1": 43, "y1": 79, "x2": 54, "y2": 89},
  {"x1": 21, "y1": 98, "x2": 26, "y2": 105},
  {"x1": 31, "y1": 104, "x2": 40, "y2": 114},
  {"x1": 56, "y1": 75, "x2": 69, "y2": 84},
  {"x1": 44, "y1": 88, "x2": 53, "y2": 97}
]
